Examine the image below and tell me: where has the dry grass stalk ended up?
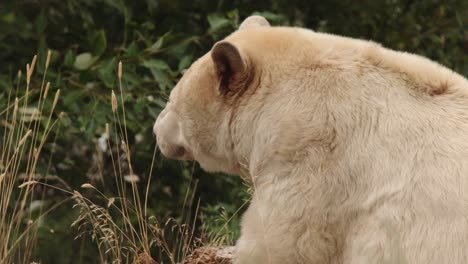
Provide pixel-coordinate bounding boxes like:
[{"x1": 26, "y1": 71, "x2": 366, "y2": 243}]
[
  {"x1": 112, "y1": 90, "x2": 118, "y2": 113},
  {"x1": 71, "y1": 60, "x2": 215, "y2": 264},
  {"x1": 0, "y1": 54, "x2": 239, "y2": 264},
  {"x1": 0, "y1": 53, "x2": 62, "y2": 264}
]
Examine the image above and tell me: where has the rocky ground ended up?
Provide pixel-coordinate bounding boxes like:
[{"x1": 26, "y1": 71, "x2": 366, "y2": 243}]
[{"x1": 133, "y1": 246, "x2": 235, "y2": 264}]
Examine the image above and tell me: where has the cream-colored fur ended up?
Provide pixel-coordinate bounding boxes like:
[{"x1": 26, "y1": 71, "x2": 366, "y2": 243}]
[{"x1": 154, "y1": 15, "x2": 468, "y2": 264}]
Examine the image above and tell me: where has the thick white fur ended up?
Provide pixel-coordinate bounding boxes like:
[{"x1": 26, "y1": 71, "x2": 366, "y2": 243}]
[{"x1": 154, "y1": 16, "x2": 468, "y2": 264}]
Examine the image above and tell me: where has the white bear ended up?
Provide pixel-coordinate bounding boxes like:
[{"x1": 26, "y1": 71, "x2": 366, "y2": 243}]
[{"x1": 154, "y1": 15, "x2": 468, "y2": 264}]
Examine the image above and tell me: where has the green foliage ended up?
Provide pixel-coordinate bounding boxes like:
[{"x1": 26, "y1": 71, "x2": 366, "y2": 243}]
[{"x1": 0, "y1": 0, "x2": 468, "y2": 263}]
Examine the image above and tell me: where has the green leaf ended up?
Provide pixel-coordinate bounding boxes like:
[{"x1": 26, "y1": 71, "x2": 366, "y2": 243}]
[
  {"x1": 149, "y1": 68, "x2": 173, "y2": 91},
  {"x1": 74, "y1": 53, "x2": 96, "y2": 70},
  {"x1": 207, "y1": 13, "x2": 231, "y2": 33},
  {"x1": 2, "y1": 12, "x2": 15, "y2": 24},
  {"x1": 252, "y1": 11, "x2": 285, "y2": 24},
  {"x1": 126, "y1": 42, "x2": 139, "y2": 57},
  {"x1": 60, "y1": 115, "x2": 72, "y2": 127},
  {"x1": 134, "y1": 97, "x2": 146, "y2": 112},
  {"x1": 103, "y1": 0, "x2": 128, "y2": 20},
  {"x1": 122, "y1": 71, "x2": 141, "y2": 86},
  {"x1": 85, "y1": 118, "x2": 97, "y2": 138},
  {"x1": 141, "y1": 21, "x2": 155, "y2": 31},
  {"x1": 36, "y1": 37, "x2": 48, "y2": 73},
  {"x1": 153, "y1": 97, "x2": 167, "y2": 108},
  {"x1": 142, "y1": 59, "x2": 170, "y2": 71},
  {"x1": 90, "y1": 30, "x2": 107, "y2": 56},
  {"x1": 63, "y1": 90, "x2": 86, "y2": 105},
  {"x1": 36, "y1": 11, "x2": 47, "y2": 33},
  {"x1": 455, "y1": 11, "x2": 464, "y2": 27},
  {"x1": 97, "y1": 57, "x2": 116, "y2": 88},
  {"x1": 141, "y1": 59, "x2": 173, "y2": 90},
  {"x1": 227, "y1": 9, "x2": 239, "y2": 20},
  {"x1": 64, "y1": 50, "x2": 75, "y2": 67},
  {"x1": 148, "y1": 32, "x2": 171, "y2": 53},
  {"x1": 165, "y1": 37, "x2": 193, "y2": 57},
  {"x1": 178, "y1": 55, "x2": 193, "y2": 72}
]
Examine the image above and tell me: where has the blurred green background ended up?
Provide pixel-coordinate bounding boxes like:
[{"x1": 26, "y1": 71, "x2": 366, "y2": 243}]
[{"x1": 0, "y1": 0, "x2": 467, "y2": 263}]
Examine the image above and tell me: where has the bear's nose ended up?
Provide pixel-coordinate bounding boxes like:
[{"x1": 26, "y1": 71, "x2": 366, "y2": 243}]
[{"x1": 153, "y1": 110, "x2": 192, "y2": 160}]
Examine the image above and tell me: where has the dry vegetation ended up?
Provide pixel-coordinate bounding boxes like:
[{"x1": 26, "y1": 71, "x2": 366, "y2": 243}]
[
  {"x1": 0, "y1": 51, "x2": 65, "y2": 263},
  {"x1": 0, "y1": 54, "x2": 237, "y2": 264}
]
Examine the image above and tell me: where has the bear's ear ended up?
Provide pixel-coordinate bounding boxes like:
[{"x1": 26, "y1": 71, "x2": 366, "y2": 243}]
[
  {"x1": 239, "y1": 15, "x2": 270, "y2": 30},
  {"x1": 211, "y1": 41, "x2": 250, "y2": 95}
]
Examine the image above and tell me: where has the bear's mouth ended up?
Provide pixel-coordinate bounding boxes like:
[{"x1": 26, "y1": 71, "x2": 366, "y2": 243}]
[
  {"x1": 172, "y1": 146, "x2": 194, "y2": 160},
  {"x1": 161, "y1": 144, "x2": 194, "y2": 161},
  {"x1": 173, "y1": 146, "x2": 185, "y2": 157}
]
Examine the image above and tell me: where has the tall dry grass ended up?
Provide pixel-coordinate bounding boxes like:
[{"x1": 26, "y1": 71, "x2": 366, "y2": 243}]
[
  {"x1": 0, "y1": 51, "x2": 66, "y2": 264},
  {"x1": 0, "y1": 55, "x2": 241, "y2": 264},
  {"x1": 69, "y1": 61, "x2": 208, "y2": 264}
]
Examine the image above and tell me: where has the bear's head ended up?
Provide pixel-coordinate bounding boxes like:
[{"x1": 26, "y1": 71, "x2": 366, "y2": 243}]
[{"x1": 154, "y1": 15, "x2": 333, "y2": 176}]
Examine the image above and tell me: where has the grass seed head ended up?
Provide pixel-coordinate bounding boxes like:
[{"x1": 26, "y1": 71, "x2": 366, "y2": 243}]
[
  {"x1": 81, "y1": 183, "x2": 95, "y2": 189},
  {"x1": 45, "y1": 50, "x2": 52, "y2": 70},
  {"x1": 118, "y1": 61, "x2": 122, "y2": 80},
  {"x1": 52, "y1": 89, "x2": 60, "y2": 111},
  {"x1": 43, "y1": 82, "x2": 50, "y2": 99},
  {"x1": 30, "y1": 55, "x2": 37, "y2": 75},
  {"x1": 18, "y1": 180, "x2": 38, "y2": 188},
  {"x1": 26, "y1": 55, "x2": 38, "y2": 85},
  {"x1": 111, "y1": 90, "x2": 118, "y2": 113}
]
